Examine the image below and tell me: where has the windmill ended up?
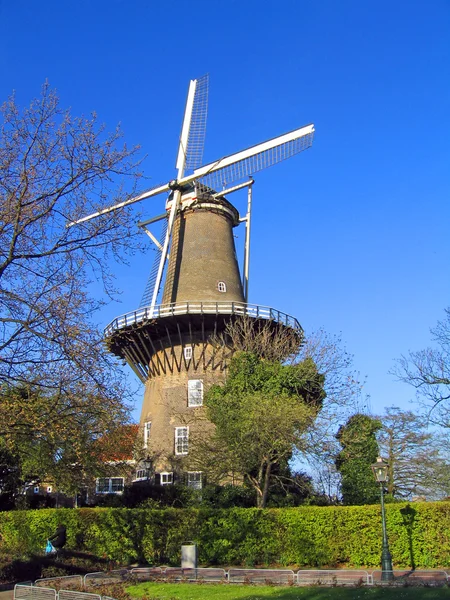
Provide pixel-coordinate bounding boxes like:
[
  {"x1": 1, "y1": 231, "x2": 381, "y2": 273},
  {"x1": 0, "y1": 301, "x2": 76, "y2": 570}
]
[{"x1": 71, "y1": 75, "x2": 314, "y2": 484}]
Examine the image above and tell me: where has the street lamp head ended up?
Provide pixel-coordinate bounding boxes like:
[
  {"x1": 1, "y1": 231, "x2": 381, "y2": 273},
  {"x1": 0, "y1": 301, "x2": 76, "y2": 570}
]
[
  {"x1": 371, "y1": 456, "x2": 389, "y2": 483},
  {"x1": 142, "y1": 455, "x2": 152, "y2": 471}
]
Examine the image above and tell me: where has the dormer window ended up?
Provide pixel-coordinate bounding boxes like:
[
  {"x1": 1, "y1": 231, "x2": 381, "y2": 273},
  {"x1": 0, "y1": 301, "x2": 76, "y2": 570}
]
[{"x1": 218, "y1": 281, "x2": 227, "y2": 293}]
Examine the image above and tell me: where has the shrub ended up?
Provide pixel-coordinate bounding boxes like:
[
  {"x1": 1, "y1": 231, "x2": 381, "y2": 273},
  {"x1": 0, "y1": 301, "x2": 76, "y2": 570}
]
[{"x1": 0, "y1": 502, "x2": 449, "y2": 569}]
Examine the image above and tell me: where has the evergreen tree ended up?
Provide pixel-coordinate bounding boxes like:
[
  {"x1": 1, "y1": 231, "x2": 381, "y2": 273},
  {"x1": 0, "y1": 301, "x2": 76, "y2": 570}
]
[{"x1": 335, "y1": 413, "x2": 382, "y2": 505}]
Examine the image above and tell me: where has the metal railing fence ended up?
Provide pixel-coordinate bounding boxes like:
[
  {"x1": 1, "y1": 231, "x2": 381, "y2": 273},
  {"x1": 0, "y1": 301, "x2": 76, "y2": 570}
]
[
  {"x1": 58, "y1": 591, "x2": 100, "y2": 600},
  {"x1": 104, "y1": 301, "x2": 302, "y2": 337},
  {"x1": 34, "y1": 577, "x2": 83, "y2": 589},
  {"x1": 296, "y1": 570, "x2": 370, "y2": 586},
  {"x1": 15, "y1": 586, "x2": 56, "y2": 600},
  {"x1": 83, "y1": 571, "x2": 129, "y2": 587},
  {"x1": 163, "y1": 567, "x2": 227, "y2": 582},
  {"x1": 31, "y1": 566, "x2": 450, "y2": 590},
  {"x1": 371, "y1": 569, "x2": 449, "y2": 584},
  {"x1": 228, "y1": 568, "x2": 295, "y2": 584}
]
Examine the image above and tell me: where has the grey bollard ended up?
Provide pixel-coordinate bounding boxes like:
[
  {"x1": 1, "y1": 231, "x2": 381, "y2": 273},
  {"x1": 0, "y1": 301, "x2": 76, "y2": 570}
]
[{"x1": 181, "y1": 542, "x2": 198, "y2": 568}]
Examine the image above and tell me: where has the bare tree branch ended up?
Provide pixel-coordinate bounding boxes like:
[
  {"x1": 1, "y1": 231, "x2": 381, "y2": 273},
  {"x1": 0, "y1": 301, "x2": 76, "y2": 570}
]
[{"x1": 393, "y1": 308, "x2": 450, "y2": 428}]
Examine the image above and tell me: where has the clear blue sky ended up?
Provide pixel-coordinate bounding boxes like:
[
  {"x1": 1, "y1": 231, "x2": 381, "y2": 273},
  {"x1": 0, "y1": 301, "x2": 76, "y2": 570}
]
[{"x1": 1, "y1": 0, "x2": 449, "y2": 419}]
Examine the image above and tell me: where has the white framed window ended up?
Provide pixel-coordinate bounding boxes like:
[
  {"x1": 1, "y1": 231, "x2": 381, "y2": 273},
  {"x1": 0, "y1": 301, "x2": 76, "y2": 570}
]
[
  {"x1": 187, "y1": 471, "x2": 202, "y2": 490},
  {"x1": 184, "y1": 346, "x2": 193, "y2": 360},
  {"x1": 96, "y1": 477, "x2": 124, "y2": 494},
  {"x1": 175, "y1": 426, "x2": 189, "y2": 455},
  {"x1": 33, "y1": 486, "x2": 40, "y2": 494},
  {"x1": 188, "y1": 379, "x2": 203, "y2": 407},
  {"x1": 217, "y1": 281, "x2": 227, "y2": 292},
  {"x1": 160, "y1": 472, "x2": 173, "y2": 485},
  {"x1": 46, "y1": 486, "x2": 53, "y2": 493},
  {"x1": 143, "y1": 421, "x2": 151, "y2": 448},
  {"x1": 135, "y1": 469, "x2": 147, "y2": 481}
]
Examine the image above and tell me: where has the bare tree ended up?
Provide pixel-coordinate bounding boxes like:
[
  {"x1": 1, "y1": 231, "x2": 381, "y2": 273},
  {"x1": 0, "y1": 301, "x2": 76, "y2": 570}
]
[
  {"x1": 0, "y1": 84, "x2": 144, "y2": 489},
  {"x1": 0, "y1": 83, "x2": 144, "y2": 387},
  {"x1": 298, "y1": 329, "x2": 369, "y2": 480},
  {"x1": 299, "y1": 329, "x2": 367, "y2": 410},
  {"x1": 377, "y1": 406, "x2": 450, "y2": 500},
  {"x1": 394, "y1": 308, "x2": 450, "y2": 428},
  {"x1": 215, "y1": 315, "x2": 303, "y2": 363}
]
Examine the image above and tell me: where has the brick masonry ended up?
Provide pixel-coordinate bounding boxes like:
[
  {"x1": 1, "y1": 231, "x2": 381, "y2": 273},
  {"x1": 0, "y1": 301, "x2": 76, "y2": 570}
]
[{"x1": 141, "y1": 193, "x2": 243, "y2": 475}]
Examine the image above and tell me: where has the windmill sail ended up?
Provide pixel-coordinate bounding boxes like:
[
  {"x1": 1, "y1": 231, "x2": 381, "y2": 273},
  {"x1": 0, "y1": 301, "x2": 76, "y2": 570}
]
[
  {"x1": 193, "y1": 124, "x2": 314, "y2": 190},
  {"x1": 140, "y1": 216, "x2": 169, "y2": 307},
  {"x1": 67, "y1": 181, "x2": 169, "y2": 227},
  {"x1": 184, "y1": 74, "x2": 209, "y2": 171}
]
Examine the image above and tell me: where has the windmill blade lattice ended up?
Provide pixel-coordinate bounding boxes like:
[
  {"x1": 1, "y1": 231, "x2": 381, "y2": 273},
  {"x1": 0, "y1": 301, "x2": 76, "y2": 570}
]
[
  {"x1": 184, "y1": 74, "x2": 209, "y2": 171},
  {"x1": 193, "y1": 125, "x2": 314, "y2": 190},
  {"x1": 67, "y1": 181, "x2": 170, "y2": 226},
  {"x1": 140, "y1": 216, "x2": 169, "y2": 307}
]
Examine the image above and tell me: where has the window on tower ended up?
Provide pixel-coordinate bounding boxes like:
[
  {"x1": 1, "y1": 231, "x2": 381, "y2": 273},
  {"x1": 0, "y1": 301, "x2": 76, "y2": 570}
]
[
  {"x1": 187, "y1": 471, "x2": 202, "y2": 490},
  {"x1": 143, "y1": 421, "x2": 151, "y2": 448},
  {"x1": 184, "y1": 346, "x2": 193, "y2": 360},
  {"x1": 135, "y1": 469, "x2": 147, "y2": 481},
  {"x1": 160, "y1": 472, "x2": 173, "y2": 485},
  {"x1": 188, "y1": 379, "x2": 203, "y2": 407},
  {"x1": 217, "y1": 281, "x2": 227, "y2": 292},
  {"x1": 175, "y1": 426, "x2": 189, "y2": 455},
  {"x1": 96, "y1": 477, "x2": 124, "y2": 494}
]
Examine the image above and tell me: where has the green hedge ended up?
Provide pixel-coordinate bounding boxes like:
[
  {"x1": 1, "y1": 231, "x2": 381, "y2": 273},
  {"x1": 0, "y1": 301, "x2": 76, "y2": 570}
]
[{"x1": 1, "y1": 502, "x2": 450, "y2": 569}]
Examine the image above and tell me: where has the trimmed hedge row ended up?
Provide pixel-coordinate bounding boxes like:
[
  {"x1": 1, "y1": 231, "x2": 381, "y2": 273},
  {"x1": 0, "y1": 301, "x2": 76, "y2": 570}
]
[{"x1": 1, "y1": 502, "x2": 450, "y2": 569}]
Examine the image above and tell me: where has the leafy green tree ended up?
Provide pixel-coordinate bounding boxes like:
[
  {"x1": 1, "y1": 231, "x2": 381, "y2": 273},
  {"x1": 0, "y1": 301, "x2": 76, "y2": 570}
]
[
  {"x1": 335, "y1": 413, "x2": 382, "y2": 505},
  {"x1": 0, "y1": 384, "x2": 133, "y2": 504},
  {"x1": 0, "y1": 443, "x2": 22, "y2": 509},
  {"x1": 190, "y1": 352, "x2": 325, "y2": 508},
  {"x1": 264, "y1": 466, "x2": 316, "y2": 507}
]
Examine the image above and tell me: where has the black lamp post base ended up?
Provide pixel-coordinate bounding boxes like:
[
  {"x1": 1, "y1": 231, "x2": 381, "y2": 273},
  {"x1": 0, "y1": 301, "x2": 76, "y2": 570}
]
[{"x1": 381, "y1": 545, "x2": 394, "y2": 581}]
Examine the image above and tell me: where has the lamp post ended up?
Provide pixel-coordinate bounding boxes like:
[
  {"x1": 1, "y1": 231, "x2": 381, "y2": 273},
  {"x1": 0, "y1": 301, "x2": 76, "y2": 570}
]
[
  {"x1": 142, "y1": 455, "x2": 152, "y2": 481},
  {"x1": 371, "y1": 456, "x2": 393, "y2": 581}
]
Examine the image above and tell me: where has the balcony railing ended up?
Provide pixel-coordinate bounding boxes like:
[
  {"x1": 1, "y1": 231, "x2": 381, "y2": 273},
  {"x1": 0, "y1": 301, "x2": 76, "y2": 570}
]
[{"x1": 104, "y1": 301, "x2": 302, "y2": 337}]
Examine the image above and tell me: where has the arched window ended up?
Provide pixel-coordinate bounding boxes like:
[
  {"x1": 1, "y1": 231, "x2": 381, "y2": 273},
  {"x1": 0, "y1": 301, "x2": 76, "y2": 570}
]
[{"x1": 217, "y1": 281, "x2": 227, "y2": 293}]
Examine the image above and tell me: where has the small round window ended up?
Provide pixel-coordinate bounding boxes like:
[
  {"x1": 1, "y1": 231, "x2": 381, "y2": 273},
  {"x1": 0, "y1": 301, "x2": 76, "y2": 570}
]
[{"x1": 217, "y1": 281, "x2": 227, "y2": 293}]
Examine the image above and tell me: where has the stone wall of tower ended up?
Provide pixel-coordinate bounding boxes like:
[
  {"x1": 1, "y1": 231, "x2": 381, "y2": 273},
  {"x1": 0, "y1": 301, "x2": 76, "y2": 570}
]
[
  {"x1": 140, "y1": 333, "x2": 232, "y2": 473},
  {"x1": 162, "y1": 199, "x2": 244, "y2": 304},
  {"x1": 140, "y1": 194, "x2": 244, "y2": 477}
]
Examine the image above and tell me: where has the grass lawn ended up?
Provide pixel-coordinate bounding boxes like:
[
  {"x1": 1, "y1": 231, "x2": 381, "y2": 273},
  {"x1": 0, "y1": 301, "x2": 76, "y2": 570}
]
[{"x1": 127, "y1": 582, "x2": 449, "y2": 600}]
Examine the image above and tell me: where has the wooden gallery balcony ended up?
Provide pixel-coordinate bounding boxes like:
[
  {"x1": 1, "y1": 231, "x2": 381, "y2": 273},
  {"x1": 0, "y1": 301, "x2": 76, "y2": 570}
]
[{"x1": 105, "y1": 302, "x2": 303, "y2": 381}]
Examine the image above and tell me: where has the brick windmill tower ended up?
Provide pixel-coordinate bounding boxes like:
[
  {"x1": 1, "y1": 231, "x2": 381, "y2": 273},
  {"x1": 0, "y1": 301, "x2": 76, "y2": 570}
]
[{"x1": 72, "y1": 75, "x2": 314, "y2": 487}]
